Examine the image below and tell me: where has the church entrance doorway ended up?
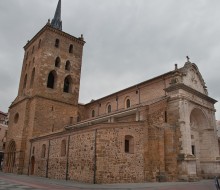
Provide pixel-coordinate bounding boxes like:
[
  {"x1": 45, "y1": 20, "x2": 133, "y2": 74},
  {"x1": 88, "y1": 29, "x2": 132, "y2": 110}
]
[
  {"x1": 6, "y1": 140, "x2": 16, "y2": 173},
  {"x1": 30, "y1": 156, "x2": 35, "y2": 175},
  {"x1": 190, "y1": 108, "x2": 208, "y2": 175}
]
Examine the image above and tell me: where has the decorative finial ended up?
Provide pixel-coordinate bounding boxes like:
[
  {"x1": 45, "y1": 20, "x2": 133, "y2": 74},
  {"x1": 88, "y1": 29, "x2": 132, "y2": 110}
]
[
  {"x1": 51, "y1": 0, "x2": 62, "y2": 30},
  {"x1": 186, "y1": 56, "x2": 190, "y2": 62}
]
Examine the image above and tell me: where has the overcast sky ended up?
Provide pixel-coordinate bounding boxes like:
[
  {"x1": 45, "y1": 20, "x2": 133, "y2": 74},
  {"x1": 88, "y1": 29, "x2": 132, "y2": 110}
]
[{"x1": 0, "y1": 0, "x2": 220, "y2": 120}]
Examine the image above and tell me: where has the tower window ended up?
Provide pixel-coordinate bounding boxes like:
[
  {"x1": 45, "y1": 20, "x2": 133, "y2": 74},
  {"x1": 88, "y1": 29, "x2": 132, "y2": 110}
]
[
  {"x1": 65, "y1": 61, "x2": 71, "y2": 71},
  {"x1": 41, "y1": 144, "x2": 46, "y2": 158},
  {"x1": 92, "y1": 110, "x2": 95, "y2": 117},
  {"x1": 63, "y1": 75, "x2": 72, "y2": 93},
  {"x1": 61, "y1": 139, "x2": 66, "y2": 157},
  {"x1": 55, "y1": 57, "x2": 61, "y2": 68},
  {"x1": 30, "y1": 68, "x2": 35, "y2": 88},
  {"x1": 23, "y1": 74, "x2": 27, "y2": 89},
  {"x1": 55, "y1": 39, "x2": 60, "y2": 48},
  {"x1": 47, "y1": 71, "x2": 56, "y2": 89},
  {"x1": 125, "y1": 135, "x2": 134, "y2": 153},
  {"x1": 69, "y1": 44, "x2": 73, "y2": 53}
]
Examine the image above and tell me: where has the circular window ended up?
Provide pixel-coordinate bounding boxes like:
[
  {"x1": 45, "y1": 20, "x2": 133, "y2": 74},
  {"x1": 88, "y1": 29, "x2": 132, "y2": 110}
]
[{"x1": 14, "y1": 113, "x2": 19, "y2": 124}]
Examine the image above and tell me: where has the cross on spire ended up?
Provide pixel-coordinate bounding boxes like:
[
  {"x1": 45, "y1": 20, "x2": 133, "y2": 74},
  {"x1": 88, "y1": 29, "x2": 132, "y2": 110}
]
[
  {"x1": 51, "y1": 0, "x2": 62, "y2": 30},
  {"x1": 186, "y1": 56, "x2": 190, "y2": 62}
]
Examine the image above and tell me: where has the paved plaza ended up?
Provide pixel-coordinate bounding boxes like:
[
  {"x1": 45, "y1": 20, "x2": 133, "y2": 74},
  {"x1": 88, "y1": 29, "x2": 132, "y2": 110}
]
[{"x1": 0, "y1": 172, "x2": 217, "y2": 190}]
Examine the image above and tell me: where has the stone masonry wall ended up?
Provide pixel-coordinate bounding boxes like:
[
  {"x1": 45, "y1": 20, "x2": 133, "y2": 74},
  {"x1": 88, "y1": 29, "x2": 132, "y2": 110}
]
[
  {"x1": 68, "y1": 131, "x2": 95, "y2": 183},
  {"x1": 32, "y1": 140, "x2": 49, "y2": 177},
  {"x1": 95, "y1": 123, "x2": 145, "y2": 183},
  {"x1": 48, "y1": 137, "x2": 68, "y2": 179}
]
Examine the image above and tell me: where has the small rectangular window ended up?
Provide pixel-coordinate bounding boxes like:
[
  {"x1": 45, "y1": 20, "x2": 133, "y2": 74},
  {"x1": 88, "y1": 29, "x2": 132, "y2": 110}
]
[
  {"x1": 165, "y1": 111, "x2": 167, "y2": 122},
  {"x1": 192, "y1": 145, "x2": 195, "y2": 155},
  {"x1": 55, "y1": 39, "x2": 59, "y2": 48},
  {"x1": 125, "y1": 139, "x2": 129, "y2": 153}
]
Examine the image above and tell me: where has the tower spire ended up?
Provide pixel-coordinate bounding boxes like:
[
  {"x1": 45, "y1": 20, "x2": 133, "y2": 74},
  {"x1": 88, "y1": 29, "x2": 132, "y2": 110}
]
[{"x1": 51, "y1": 0, "x2": 62, "y2": 30}]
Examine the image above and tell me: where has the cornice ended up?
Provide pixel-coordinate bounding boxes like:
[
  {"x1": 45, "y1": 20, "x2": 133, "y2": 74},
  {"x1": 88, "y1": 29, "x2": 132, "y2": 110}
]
[
  {"x1": 24, "y1": 24, "x2": 85, "y2": 50},
  {"x1": 164, "y1": 83, "x2": 217, "y2": 104}
]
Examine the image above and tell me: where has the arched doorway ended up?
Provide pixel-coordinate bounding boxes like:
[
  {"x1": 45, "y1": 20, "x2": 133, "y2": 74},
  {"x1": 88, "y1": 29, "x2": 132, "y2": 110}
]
[
  {"x1": 6, "y1": 140, "x2": 16, "y2": 173},
  {"x1": 190, "y1": 108, "x2": 208, "y2": 174},
  {"x1": 30, "y1": 156, "x2": 35, "y2": 175}
]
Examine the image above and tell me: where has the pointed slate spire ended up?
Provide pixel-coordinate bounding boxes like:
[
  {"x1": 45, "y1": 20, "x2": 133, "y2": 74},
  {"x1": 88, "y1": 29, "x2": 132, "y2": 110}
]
[{"x1": 51, "y1": 0, "x2": 62, "y2": 30}]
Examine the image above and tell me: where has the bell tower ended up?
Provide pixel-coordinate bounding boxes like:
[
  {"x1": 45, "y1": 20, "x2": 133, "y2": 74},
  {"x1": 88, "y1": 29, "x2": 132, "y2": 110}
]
[{"x1": 5, "y1": 0, "x2": 85, "y2": 174}]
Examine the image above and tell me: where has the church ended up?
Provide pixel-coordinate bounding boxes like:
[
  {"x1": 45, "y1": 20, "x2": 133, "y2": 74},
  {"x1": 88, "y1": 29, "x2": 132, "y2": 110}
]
[{"x1": 4, "y1": 0, "x2": 220, "y2": 184}]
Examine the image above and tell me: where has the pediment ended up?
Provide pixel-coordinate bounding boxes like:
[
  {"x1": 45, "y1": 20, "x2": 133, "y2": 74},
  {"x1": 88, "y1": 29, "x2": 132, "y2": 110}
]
[{"x1": 181, "y1": 62, "x2": 208, "y2": 95}]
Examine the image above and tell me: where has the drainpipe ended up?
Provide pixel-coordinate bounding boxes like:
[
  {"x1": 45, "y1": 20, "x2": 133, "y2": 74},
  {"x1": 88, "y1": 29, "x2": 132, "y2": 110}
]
[
  {"x1": 65, "y1": 135, "x2": 70, "y2": 180},
  {"x1": 93, "y1": 129, "x2": 97, "y2": 184},
  {"x1": 27, "y1": 141, "x2": 32, "y2": 176},
  {"x1": 46, "y1": 139, "x2": 51, "y2": 178}
]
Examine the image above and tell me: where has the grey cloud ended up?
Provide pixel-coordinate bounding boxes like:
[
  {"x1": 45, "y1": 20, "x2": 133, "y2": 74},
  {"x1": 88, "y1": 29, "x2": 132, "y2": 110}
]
[{"x1": 0, "y1": 0, "x2": 220, "y2": 119}]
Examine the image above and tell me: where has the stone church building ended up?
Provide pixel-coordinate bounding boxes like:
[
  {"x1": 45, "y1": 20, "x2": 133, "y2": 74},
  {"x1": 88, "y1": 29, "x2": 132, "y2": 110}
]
[{"x1": 4, "y1": 0, "x2": 220, "y2": 184}]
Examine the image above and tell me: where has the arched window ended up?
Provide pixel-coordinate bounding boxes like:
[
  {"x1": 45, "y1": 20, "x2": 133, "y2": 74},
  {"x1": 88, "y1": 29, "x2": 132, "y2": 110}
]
[
  {"x1": 55, "y1": 57, "x2": 61, "y2": 68},
  {"x1": 38, "y1": 39, "x2": 41, "y2": 49},
  {"x1": 107, "y1": 104, "x2": 111, "y2": 113},
  {"x1": 125, "y1": 135, "x2": 134, "y2": 153},
  {"x1": 55, "y1": 39, "x2": 59, "y2": 47},
  {"x1": 92, "y1": 110, "x2": 95, "y2": 117},
  {"x1": 23, "y1": 74, "x2": 27, "y2": 89},
  {"x1": 126, "y1": 98, "x2": 131, "y2": 108},
  {"x1": 69, "y1": 44, "x2": 73, "y2": 53},
  {"x1": 30, "y1": 68, "x2": 35, "y2": 88},
  {"x1": 41, "y1": 144, "x2": 46, "y2": 158},
  {"x1": 65, "y1": 61, "x2": 71, "y2": 71},
  {"x1": 47, "y1": 71, "x2": 56, "y2": 89},
  {"x1": 61, "y1": 139, "x2": 66, "y2": 156},
  {"x1": 63, "y1": 75, "x2": 72, "y2": 93}
]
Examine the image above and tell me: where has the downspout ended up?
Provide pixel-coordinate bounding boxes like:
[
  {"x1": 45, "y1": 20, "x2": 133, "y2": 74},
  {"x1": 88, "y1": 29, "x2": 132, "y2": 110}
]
[
  {"x1": 46, "y1": 139, "x2": 51, "y2": 178},
  {"x1": 65, "y1": 135, "x2": 70, "y2": 180},
  {"x1": 93, "y1": 129, "x2": 97, "y2": 184},
  {"x1": 27, "y1": 141, "x2": 32, "y2": 176}
]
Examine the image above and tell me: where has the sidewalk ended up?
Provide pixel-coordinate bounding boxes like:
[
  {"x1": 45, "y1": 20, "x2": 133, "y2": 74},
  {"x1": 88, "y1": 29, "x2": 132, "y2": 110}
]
[{"x1": 0, "y1": 172, "x2": 216, "y2": 190}]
